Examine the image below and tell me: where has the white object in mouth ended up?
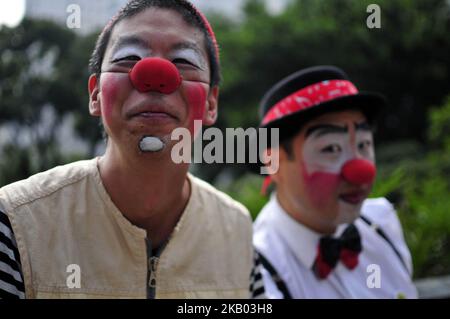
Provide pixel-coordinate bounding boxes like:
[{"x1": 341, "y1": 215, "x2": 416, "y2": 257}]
[{"x1": 139, "y1": 136, "x2": 165, "y2": 152}]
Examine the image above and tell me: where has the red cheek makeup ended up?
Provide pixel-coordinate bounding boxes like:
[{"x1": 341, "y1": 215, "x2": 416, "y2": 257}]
[
  {"x1": 183, "y1": 81, "x2": 207, "y2": 137},
  {"x1": 301, "y1": 157, "x2": 376, "y2": 207},
  {"x1": 302, "y1": 166, "x2": 341, "y2": 208},
  {"x1": 100, "y1": 73, "x2": 126, "y2": 128}
]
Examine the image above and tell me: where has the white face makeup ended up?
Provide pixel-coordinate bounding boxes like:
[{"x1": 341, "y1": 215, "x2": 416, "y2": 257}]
[
  {"x1": 302, "y1": 123, "x2": 375, "y2": 176},
  {"x1": 106, "y1": 36, "x2": 208, "y2": 74},
  {"x1": 139, "y1": 136, "x2": 166, "y2": 152},
  {"x1": 111, "y1": 45, "x2": 150, "y2": 63},
  {"x1": 277, "y1": 111, "x2": 376, "y2": 233},
  {"x1": 170, "y1": 47, "x2": 207, "y2": 70}
]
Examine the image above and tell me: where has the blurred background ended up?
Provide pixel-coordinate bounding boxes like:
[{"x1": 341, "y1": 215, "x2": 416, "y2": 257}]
[{"x1": 0, "y1": 0, "x2": 449, "y2": 281}]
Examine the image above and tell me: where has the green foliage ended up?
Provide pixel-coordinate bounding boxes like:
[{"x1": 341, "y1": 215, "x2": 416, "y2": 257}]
[
  {"x1": 214, "y1": 0, "x2": 450, "y2": 142},
  {"x1": 371, "y1": 158, "x2": 450, "y2": 278},
  {"x1": 0, "y1": 144, "x2": 34, "y2": 185},
  {"x1": 373, "y1": 97, "x2": 450, "y2": 278},
  {"x1": 429, "y1": 95, "x2": 450, "y2": 153},
  {"x1": 0, "y1": 19, "x2": 76, "y2": 124},
  {"x1": 0, "y1": 19, "x2": 100, "y2": 183},
  {"x1": 221, "y1": 173, "x2": 268, "y2": 220}
]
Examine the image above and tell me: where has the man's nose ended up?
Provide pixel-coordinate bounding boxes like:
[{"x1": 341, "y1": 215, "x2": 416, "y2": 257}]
[
  {"x1": 341, "y1": 158, "x2": 376, "y2": 185},
  {"x1": 129, "y1": 57, "x2": 182, "y2": 94}
]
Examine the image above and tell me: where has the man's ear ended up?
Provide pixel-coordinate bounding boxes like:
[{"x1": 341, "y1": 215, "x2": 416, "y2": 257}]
[
  {"x1": 88, "y1": 74, "x2": 101, "y2": 117},
  {"x1": 203, "y1": 86, "x2": 219, "y2": 126},
  {"x1": 262, "y1": 147, "x2": 280, "y2": 178}
]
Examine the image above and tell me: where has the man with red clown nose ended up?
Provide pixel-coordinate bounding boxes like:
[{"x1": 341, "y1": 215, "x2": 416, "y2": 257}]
[
  {"x1": 0, "y1": 0, "x2": 264, "y2": 299},
  {"x1": 251, "y1": 66, "x2": 417, "y2": 299}
]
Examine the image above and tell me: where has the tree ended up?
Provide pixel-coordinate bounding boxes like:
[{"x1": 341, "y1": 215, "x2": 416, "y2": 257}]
[{"x1": 0, "y1": 18, "x2": 100, "y2": 185}]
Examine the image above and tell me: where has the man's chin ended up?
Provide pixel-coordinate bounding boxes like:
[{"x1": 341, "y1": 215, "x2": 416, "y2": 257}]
[{"x1": 336, "y1": 200, "x2": 365, "y2": 224}]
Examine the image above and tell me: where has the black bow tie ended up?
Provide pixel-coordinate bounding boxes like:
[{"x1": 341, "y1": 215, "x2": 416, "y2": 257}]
[{"x1": 312, "y1": 224, "x2": 362, "y2": 279}]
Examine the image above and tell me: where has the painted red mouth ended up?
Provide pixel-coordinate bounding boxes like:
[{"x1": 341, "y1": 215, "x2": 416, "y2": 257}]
[{"x1": 339, "y1": 191, "x2": 367, "y2": 205}]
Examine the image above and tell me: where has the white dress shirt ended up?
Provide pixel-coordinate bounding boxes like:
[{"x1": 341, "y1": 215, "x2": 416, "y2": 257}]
[{"x1": 253, "y1": 194, "x2": 418, "y2": 299}]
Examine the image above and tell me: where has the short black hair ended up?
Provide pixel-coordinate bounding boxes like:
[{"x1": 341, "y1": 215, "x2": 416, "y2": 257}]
[{"x1": 89, "y1": 0, "x2": 221, "y2": 87}]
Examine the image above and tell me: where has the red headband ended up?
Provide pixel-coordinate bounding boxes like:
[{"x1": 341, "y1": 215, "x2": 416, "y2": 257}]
[
  {"x1": 262, "y1": 80, "x2": 358, "y2": 126},
  {"x1": 192, "y1": 5, "x2": 220, "y2": 61}
]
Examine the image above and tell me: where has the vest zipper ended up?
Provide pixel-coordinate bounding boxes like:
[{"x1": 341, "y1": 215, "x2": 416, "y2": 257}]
[{"x1": 148, "y1": 256, "x2": 159, "y2": 290}]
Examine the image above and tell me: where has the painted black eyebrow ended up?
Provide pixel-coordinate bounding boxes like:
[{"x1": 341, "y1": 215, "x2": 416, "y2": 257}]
[
  {"x1": 305, "y1": 124, "x2": 348, "y2": 137},
  {"x1": 306, "y1": 121, "x2": 371, "y2": 138}
]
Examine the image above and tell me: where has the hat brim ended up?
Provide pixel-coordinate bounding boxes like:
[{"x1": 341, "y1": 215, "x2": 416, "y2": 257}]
[{"x1": 246, "y1": 92, "x2": 387, "y2": 174}]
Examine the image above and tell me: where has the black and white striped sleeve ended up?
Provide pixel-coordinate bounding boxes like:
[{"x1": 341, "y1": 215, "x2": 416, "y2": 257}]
[
  {"x1": 0, "y1": 210, "x2": 25, "y2": 299},
  {"x1": 250, "y1": 249, "x2": 266, "y2": 299}
]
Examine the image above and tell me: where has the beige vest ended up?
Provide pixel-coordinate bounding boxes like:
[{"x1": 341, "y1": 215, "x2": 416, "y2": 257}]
[{"x1": 0, "y1": 159, "x2": 253, "y2": 299}]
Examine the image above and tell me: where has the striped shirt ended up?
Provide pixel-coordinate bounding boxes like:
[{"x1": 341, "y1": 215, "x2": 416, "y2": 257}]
[
  {"x1": 0, "y1": 210, "x2": 25, "y2": 299},
  {"x1": 250, "y1": 250, "x2": 266, "y2": 299},
  {"x1": 0, "y1": 210, "x2": 265, "y2": 299}
]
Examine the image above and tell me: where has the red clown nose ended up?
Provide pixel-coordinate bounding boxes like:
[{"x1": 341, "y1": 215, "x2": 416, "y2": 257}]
[
  {"x1": 129, "y1": 57, "x2": 182, "y2": 94},
  {"x1": 341, "y1": 159, "x2": 376, "y2": 185}
]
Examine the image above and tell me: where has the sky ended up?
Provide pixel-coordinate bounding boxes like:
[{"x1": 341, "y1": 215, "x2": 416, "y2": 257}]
[
  {"x1": 0, "y1": 0, "x2": 242, "y2": 28},
  {"x1": 0, "y1": 0, "x2": 288, "y2": 29},
  {"x1": 0, "y1": 0, "x2": 26, "y2": 28}
]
